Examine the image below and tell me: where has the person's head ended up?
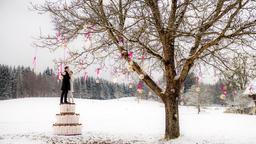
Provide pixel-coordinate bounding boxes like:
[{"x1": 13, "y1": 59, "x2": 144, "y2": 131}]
[{"x1": 64, "y1": 66, "x2": 69, "y2": 72}]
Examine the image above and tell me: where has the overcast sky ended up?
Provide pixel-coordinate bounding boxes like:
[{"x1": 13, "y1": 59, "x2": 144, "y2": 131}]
[
  {"x1": 0, "y1": 0, "x2": 217, "y2": 84},
  {"x1": 0, "y1": 0, "x2": 54, "y2": 71}
]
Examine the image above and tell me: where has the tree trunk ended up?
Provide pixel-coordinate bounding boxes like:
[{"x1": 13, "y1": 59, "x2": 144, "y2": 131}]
[{"x1": 163, "y1": 93, "x2": 180, "y2": 140}]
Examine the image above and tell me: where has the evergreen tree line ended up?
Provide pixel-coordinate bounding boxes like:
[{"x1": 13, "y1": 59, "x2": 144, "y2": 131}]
[
  {"x1": 0, "y1": 65, "x2": 154, "y2": 100},
  {"x1": 0, "y1": 64, "x2": 241, "y2": 105}
]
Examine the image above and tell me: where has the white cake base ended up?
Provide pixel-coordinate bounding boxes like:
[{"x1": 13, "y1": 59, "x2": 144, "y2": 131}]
[
  {"x1": 53, "y1": 124, "x2": 82, "y2": 135},
  {"x1": 53, "y1": 103, "x2": 82, "y2": 135}
]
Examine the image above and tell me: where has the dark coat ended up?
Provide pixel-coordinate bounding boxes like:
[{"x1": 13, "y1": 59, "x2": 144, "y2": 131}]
[{"x1": 61, "y1": 71, "x2": 70, "y2": 90}]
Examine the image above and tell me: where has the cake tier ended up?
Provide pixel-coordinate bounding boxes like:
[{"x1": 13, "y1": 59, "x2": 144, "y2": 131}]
[
  {"x1": 53, "y1": 124, "x2": 82, "y2": 135},
  {"x1": 60, "y1": 103, "x2": 75, "y2": 114},
  {"x1": 56, "y1": 113, "x2": 80, "y2": 124}
]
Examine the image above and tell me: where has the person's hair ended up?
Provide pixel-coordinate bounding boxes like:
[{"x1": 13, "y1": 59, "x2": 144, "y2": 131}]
[{"x1": 64, "y1": 66, "x2": 69, "y2": 70}]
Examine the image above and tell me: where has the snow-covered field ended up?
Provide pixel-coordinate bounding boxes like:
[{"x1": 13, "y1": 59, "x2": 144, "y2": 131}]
[{"x1": 0, "y1": 97, "x2": 255, "y2": 144}]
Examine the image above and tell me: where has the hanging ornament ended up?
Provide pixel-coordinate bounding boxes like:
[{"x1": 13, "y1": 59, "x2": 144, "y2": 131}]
[
  {"x1": 249, "y1": 84, "x2": 254, "y2": 95},
  {"x1": 137, "y1": 89, "x2": 143, "y2": 94},
  {"x1": 83, "y1": 72, "x2": 88, "y2": 81},
  {"x1": 32, "y1": 47, "x2": 38, "y2": 72},
  {"x1": 128, "y1": 60, "x2": 133, "y2": 66},
  {"x1": 139, "y1": 74, "x2": 144, "y2": 80},
  {"x1": 79, "y1": 60, "x2": 84, "y2": 69},
  {"x1": 117, "y1": 36, "x2": 124, "y2": 46},
  {"x1": 220, "y1": 84, "x2": 227, "y2": 96},
  {"x1": 137, "y1": 81, "x2": 144, "y2": 94},
  {"x1": 220, "y1": 94, "x2": 225, "y2": 100},
  {"x1": 84, "y1": 25, "x2": 95, "y2": 40},
  {"x1": 61, "y1": 37, "x2": 68, "y2": 48},
  {"x1": 127, "y1": 65, "x2": 133, "y2": 72},
  {"x1": 112, "y1": 77, "x2": 118, "y2": 83},
  {"x1": 195, "y1": 87, "x2": 200, "y2": 92},
  {"x1": 84, "y1": 31, "x2": 92, "y2": 40},
  {"x1": 129, "y1": 83, "x2": 133, "y2": 89},
  {"x1": 32, "y1": 56, "x2": 36, "y2": 71},
  {"x1": 96, "y1": 68, "x2": 101, "y2": 76},
  {"x1": 95, "y1": 68, "x2": 101, "y2": 83},
  {"x1": 128, "y1": 51, "x2": 133, "y2": 61},
  {"x1": 56, "y1": 31, "x2": 62, "y2": 42},
  {"x1": 57, "y1": 64, "x2": 63, "y2": 80},
  {"x1": 138, "y1": 49, "x2": 145, "y2": 61}
]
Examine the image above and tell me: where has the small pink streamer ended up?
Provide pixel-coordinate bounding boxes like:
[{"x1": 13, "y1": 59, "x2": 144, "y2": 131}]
[
  {"x1": 84, "y1": 72, "x2": 88, "y2": 80},
  {"x1": 96, "y1": 68, "x2": 101, "y2": 77}
]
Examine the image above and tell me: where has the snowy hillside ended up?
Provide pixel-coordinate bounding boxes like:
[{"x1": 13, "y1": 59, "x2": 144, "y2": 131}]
[{"x1": 0, "y1": 97, "x2": 256, "y2": 144}]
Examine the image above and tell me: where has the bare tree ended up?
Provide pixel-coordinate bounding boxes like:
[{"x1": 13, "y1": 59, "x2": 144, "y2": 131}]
[
  {"x1": 33, "y1": 0, "x2": 256, "y2": 140},
  {"x1": 219, "y1": 54, "x2": 256, "y2": 91}
]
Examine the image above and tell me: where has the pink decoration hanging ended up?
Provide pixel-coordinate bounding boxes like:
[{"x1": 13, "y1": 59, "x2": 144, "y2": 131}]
[
  {"x1": 137, "y1": 81, "x2": 144, "y2": 93},
  {"x1": 84, "y1": 32, "x2": 92, "y2": 40},
  {"x1": 117, "y1": 36, "x2": 124, "y2": 46},
  {"x1": 249, "y1": 85, "x2": 253, "y2": 94},
  {"x1": 128, "y1": 51, "x2": 133, "y2": 61},
  {"x1": 32, "y1": 56, "x2": 36, "y2": 70},
  {"x1": 84, "y1": 25, "x2": 95, "y2": 40},
  {"x1": 195, "y1": 76, "x2": 200, "y2": 85},
  {"x1": 220, "y1": 84, "x2": 227, "y2": 96},
  {"x1": 96, "y1": 68, "x2": 101, "y2": 77},
  {"x1": 57, "y1": 64, "x2": 63, "y2": 80},
  {"x1": 137, "y1": 81, "x2": 143, "y2": 90},
  {"x1": 83, "y1": 72, "x2": 88, "y2": 80},
  {"x1": 138, "y1": 50, "x2": 145, "y2": 60},
  {"x1": 56, "y1": 31, "x2": 62, "y2": 42}
]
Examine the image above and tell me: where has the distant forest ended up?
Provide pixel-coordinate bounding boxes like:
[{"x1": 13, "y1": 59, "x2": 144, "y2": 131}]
[
  {"x1": 0, "y1": 64, "x2": 237, "y2": 106},
  {"x1": 0, "y1": 64, "x2": 154, "y2": 100}
]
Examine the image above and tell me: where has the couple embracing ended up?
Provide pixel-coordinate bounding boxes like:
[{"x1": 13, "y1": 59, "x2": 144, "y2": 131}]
[{"x1": 60, "y1": 66, "x2": 74, "y2": 104}]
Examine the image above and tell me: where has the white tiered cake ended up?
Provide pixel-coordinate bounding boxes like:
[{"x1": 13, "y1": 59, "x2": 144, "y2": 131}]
[{"x1": 53, "y1": 103, "x2": 82, "y2": 135}]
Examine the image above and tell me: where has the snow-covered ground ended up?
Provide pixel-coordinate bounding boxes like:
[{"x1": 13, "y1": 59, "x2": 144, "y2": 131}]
[{"x1": 0, "y1": 97, "x2": 255, "y2": 144}]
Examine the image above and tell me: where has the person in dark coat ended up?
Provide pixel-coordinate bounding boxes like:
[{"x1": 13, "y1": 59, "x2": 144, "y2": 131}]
[{"x1": 60, "y1": 66, "x2": 70, "y2": 104}]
